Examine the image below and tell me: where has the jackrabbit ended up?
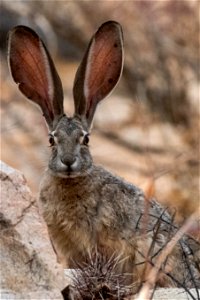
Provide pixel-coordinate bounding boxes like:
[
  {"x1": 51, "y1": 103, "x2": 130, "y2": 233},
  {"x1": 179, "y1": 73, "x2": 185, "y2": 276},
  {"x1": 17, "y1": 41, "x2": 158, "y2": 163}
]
[{"x1": 8, "y1": 21, "x2": 199, "y2": 291}]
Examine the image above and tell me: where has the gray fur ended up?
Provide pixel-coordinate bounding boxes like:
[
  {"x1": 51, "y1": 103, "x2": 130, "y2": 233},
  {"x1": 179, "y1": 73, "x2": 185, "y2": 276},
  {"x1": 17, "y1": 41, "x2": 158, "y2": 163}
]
[{"x1": 8, "y1": 22, "x2": 199, "y2": 291}]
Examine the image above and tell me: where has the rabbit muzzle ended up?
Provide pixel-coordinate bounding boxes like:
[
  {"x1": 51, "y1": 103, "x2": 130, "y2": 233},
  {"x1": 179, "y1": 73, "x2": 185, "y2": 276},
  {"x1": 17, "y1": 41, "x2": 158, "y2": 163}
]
[{"x1": 49, "y1": 143, "x2": 93, "y2": 178}]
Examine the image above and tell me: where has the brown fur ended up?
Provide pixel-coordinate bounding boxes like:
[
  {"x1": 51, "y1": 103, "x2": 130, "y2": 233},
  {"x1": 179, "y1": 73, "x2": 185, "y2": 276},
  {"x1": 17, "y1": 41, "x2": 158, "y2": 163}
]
[{"x1": 8, "y1": 21, "x2": 199, "y2": 290}]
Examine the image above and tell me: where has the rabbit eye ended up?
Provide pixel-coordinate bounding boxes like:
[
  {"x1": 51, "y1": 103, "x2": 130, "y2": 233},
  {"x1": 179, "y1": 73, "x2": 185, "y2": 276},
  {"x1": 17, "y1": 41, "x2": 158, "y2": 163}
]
[
  {"x1": 79, "y1": 131, "x2": 90, "y2": 145},
  {"x1": 83, "y1": 134, "x2": 90, "y2": 145},
  {"x1": 48, "y1": 135, "x2": 55, "y2": 147}
]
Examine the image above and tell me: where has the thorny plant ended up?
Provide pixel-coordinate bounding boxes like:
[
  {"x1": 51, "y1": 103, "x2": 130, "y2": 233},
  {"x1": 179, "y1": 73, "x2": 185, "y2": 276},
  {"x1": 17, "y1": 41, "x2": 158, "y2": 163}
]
[
  {"x1": 63, "y1": 210, "x2": 200, "y2": 300},
  {"x1": 65, "y1": 251, "x2": 134, "y2": 299},
  {"x1": 135, "y1": 210, "x2": 200, "y2": 300}
]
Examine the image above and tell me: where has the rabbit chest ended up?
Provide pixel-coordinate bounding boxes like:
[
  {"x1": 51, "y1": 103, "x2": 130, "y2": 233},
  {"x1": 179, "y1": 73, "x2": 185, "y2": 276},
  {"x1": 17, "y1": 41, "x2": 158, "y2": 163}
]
[
  {"x1": 39, "y1": 171, "x2": 115, "y2": 262},
  {"x1": 39, "y1": 170, "x2": 138, "y2": 265}
]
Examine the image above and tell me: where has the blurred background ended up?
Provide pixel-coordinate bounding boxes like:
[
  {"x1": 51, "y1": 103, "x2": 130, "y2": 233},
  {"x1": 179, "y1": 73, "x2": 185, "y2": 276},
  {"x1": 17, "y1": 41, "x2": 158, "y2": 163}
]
[{"x1": 1, "y1": 0, "x2": 199, "y2": 221}]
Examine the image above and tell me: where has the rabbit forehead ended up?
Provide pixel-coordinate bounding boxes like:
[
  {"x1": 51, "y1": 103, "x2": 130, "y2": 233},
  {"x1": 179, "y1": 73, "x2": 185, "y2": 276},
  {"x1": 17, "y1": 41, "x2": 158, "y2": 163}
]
[{"x1": 53, "y1": 116, "x2": 84, "y2": 136}]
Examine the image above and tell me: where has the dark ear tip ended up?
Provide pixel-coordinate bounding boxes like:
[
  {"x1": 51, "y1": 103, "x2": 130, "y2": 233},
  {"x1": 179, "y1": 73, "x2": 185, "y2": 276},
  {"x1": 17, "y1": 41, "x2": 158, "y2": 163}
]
[
  {"x1": 100, "y1": 20, "x2": 121, "y2": 27},
  {"x1": 96, "y1": 20, "x2": 123, "y2": 39},
  {"x1": 8, "y1": 25, "x2": 39, "y2": 40}
]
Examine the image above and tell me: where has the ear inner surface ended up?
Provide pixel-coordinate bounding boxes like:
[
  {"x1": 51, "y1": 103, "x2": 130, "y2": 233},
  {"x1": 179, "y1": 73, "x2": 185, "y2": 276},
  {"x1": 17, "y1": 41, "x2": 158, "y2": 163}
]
[
  {"x1": 8, "y1": 26, "x2": 64, "y2": 129},
  {"x1": 73, "y1": 21, "x2": 124, "y2": 128}
]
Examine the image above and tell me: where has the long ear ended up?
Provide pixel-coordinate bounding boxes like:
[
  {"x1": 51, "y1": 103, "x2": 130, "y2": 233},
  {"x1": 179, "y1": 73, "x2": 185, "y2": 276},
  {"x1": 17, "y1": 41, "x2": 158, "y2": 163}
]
[
  {"x1": 73, "y1": 21, "x2": 124, "y2": 129},
  {"x1": 7, "y1": 26, "x2": 64, "y2": 130}
]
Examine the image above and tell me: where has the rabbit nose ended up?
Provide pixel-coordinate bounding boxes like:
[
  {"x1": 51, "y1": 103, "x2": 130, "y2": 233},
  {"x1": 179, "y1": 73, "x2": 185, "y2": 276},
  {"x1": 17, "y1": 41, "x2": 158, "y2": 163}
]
[{"x1": 61, "y1": 157, "x2": 77, "y2": 169}]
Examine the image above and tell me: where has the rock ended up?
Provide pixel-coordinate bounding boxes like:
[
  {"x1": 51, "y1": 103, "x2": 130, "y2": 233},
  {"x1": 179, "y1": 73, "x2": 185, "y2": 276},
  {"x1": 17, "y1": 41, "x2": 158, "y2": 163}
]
[
  {"x1": 0, "y1": 161, "x2": 65, "y2": 299},
  {"x1": 153, "y1": 288, "x2": 200, "y2": 300},
  {"x1": 0, "y1": 289, "x2": 63, "y2": 300}
]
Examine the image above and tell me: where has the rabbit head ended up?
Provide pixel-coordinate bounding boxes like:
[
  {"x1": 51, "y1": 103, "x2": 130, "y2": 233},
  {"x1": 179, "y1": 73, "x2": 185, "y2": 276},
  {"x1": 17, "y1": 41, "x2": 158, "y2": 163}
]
[{"x1": 8, "y1": 21, "x2": 124, "y2": 178}]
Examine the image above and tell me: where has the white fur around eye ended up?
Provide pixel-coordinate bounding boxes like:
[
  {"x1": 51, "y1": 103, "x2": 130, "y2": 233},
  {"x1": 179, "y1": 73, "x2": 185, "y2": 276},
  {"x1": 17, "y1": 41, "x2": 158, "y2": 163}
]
[
  {"x1": 49, "y1": 131, "x2": 58, "y2": 144},
  {"x1": 82, "y1": 130, "x2": 88, "y2": 136}
]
